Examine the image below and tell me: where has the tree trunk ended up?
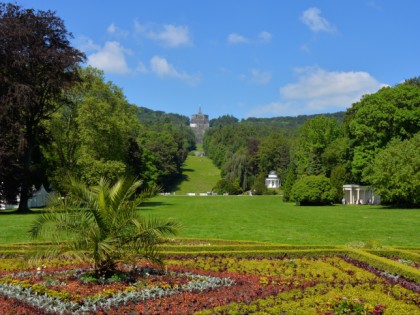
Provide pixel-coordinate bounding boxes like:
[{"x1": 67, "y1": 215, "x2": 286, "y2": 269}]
[{"x1": 16, "y1": 128, "x2": 35, "y2": 213}]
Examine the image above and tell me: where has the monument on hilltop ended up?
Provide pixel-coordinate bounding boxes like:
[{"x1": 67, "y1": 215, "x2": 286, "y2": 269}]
[{"x1": 190, "y1": 106, "x2": 209, "y2": 144}]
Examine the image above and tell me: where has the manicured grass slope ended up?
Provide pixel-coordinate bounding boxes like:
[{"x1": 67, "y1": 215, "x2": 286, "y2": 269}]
[
  {"x1": 141, "y1": 196, "x2": 420, "y2": 246},
  {"x1": 173, "y1": 152, "x2": 221, "y2": 195}
]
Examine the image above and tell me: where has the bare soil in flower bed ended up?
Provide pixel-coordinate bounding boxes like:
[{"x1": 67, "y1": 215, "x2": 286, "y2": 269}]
[{"x1": 1, "y1": 256, "x2": 420, "y2": 314}]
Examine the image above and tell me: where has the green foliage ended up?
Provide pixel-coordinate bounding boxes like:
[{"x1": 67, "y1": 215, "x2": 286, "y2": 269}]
[
  {"x1": 257, "y1": 133, "x2": 291, "y2": 180},
  {"x1": 212, "y1": 179, "x2": 242, "y2": 195},
  {"x1": 295, "y1": 116, "x2": 341, "y2": 177},
  {"x1": 209, "y1": 114, "x2": 239, "y2": 127},
  {"x1": 346, "y1": 82, "x2": 420, "y2": 182},
  {"x1": 244, "y1": 112, "x2": 345, "y2": 129},
  {"x1": 140, "y1": 125, "x2": 191, "y2": 189},
  {"x1": 43, "y1": 67, "x2": 141, "y2": 188},
  {"x1": 282, "y1": 160, "x2": 297, "y2": 202},
  {"x1": 291, "y1": 175, "x2": 336, "y2": 205},
  {"x1": 43, "y1": 67, "x2": 193, "y2": 190},
  {"x1": 221, "y1": 149, "x2": 249, "y2": 191},
  {"x1": 29, "y1": 177, "x2": 179, "y2": 276},
  {"x1": 204, "y1": 121, "x2": 292, "y2": 192},
  {"x1": 330, "y1": 165, "x2": 352, "y2": 202},
  {"x1": 363, "y1": 133, "x2": 420, "y2": 206},
  {"x1": 251, "y1": 173, "x2": 270, "y2": 195},
  {"x1": 135, "y1": 106, "x2": 190, "y2": 127}
]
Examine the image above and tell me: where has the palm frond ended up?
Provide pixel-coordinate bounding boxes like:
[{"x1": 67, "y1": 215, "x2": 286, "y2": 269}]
[{"x1": 29, "y1": 176, "x2": 180, "y2": 275}]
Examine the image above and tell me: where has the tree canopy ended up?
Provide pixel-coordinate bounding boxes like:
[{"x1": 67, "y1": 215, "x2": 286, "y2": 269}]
[
  {"x1": 346, "y1": 83, "x2": 420, "y2": 182},
  {"x1": 0, "y1": 3, "x2": 85, "y2": 212},
  {"x1": 363, "y1": 133, "x2": 420, "y2": 206},
  {"x1": 43, "y1": 67, "x2": 193, "y2": 192}
]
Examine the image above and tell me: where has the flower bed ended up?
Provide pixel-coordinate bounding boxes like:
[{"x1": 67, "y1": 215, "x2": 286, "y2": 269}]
[{"x1": 0, "y1": 256, "x2": 419, "y2": 314}]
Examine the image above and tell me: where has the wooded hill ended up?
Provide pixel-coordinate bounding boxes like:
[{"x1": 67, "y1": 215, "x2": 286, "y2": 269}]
[{"x1": 202, "y1": 79, "x2": 420, "y2": 206}]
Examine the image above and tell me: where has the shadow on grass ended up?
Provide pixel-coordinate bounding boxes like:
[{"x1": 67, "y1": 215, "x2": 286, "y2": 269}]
[
  {"x1": 164, "y1": 173, "x2": 190, "y2": 193},
  {"x1": 0, "y1": 208, "x2": 50, "y2": 215},
  {"x1": 139, "y1": 201, "x2": 173, "y2": 211}
]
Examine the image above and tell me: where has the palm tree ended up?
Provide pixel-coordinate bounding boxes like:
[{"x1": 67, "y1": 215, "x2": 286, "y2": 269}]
[{"x1": 30, "y1": 177, "x2": 179, "y2": 277}]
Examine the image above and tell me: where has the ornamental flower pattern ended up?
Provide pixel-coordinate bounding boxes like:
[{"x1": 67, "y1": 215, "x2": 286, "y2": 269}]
[{"x1": 0, "y1": 256, "x2": 419, "y2": 314}]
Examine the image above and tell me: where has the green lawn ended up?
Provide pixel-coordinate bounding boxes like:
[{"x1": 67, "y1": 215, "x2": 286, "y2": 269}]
[
  {"x1": 139, "y1": 196, "x2": 420, "y2": 246},
  {"x1": 1, "y1": 196, "x2": 419, "y2": 246}
]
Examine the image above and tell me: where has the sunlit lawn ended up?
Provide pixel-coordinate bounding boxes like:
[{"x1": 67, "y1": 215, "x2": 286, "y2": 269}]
[
  {"x1": 1, "y1": 195, "x2": 419, "y2": 246},
  {"x1": 140, "y1": 195, "x2": 420, "y2": 246}
]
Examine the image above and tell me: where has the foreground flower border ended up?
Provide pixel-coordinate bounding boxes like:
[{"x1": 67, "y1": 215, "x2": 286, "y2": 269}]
[
  {"x1": 0, "y1": 254, "x2": 419, "y2": 314},
  {"x1": 0, "y1": 267, "x2": 234, "y2": 314}
]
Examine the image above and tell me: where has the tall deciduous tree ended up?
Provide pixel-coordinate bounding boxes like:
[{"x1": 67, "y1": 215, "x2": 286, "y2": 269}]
[
  {"x1": 257, "y1": 133, "x2": 291, "y2": 179},
  {"x1": 363, "y1": 133, "x2": 420, "y2": 206},
  {"x1": 346, "y1": 82, "x2": 420, "y2": 182},
  {"x1": 0, "y1": 3, "x2": 85, "y2": 212},
  {"x1": 295, "y1": 116, "x2": 341, "y2": 177}
]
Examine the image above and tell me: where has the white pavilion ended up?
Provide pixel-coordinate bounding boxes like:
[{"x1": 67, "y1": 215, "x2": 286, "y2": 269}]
[
  {"x1": 265, "y1": 171, "x2": 280, "y2": 189},
  {"x1": 342, "y1": 184, "x2": 380, "y2": 205}
]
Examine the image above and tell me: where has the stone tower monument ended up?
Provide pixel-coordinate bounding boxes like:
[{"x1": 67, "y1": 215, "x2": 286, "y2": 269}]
[{"x1": 190, "y1": 106, "x2": 209, "y2": 144}]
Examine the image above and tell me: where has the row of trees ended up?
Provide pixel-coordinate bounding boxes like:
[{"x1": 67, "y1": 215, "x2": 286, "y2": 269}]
[
  {"x1": 0, "y1": 3, "x2": 194, "y2": 212},
  {"x1": 204, "y1": 80, "x2": 420, "y2": 206},
  {"x1": 43, "y1": 67, "x2": 194, "y2": 190}
]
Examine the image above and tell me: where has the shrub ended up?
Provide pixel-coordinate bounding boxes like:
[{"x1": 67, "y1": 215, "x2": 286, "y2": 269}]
[
  {"x1": 290, "y1": 175, "x2": 336, "y2": 205},
  {"x1": 212, "y1": 179, "x2": 242, "y2": 195}
]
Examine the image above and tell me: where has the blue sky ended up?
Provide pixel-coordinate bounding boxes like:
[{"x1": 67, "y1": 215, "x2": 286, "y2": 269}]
[{"x1": 17, "y1": 0, "x2": 420, "y2": 120}]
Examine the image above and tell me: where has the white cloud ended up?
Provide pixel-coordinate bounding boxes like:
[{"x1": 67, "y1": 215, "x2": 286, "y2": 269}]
[
  {"x1": 106, "y1": 23, "x2": 129, "y2": 38},
  {"x1": 149, "y1": 56, "x2": 200, "y2": 85},
  {"x1": 281, "y1": 66, "x2": 383, "y2": 103},
  {"x1": 300, "y1": 7, "x2": 336, "y2": 33},
  {"x1": 135, "y1": 21, "x2": 192, "y2": 47},
  {"x1": 136, "y1": 62, "x2": 148, "y2": 74},
  {"x1": 150, "y1": 56, "x2": 177, "y2": 76},
  {"x1": 75, "y1": 36, "x2": 101, "y2": 52},
  {"x1": 150, "y1": 24, "x2": 191, "y2": 47},
  {"x1": 250, "y1": 69, "x2": 272, "y2": 85},
  {"x1": 228, "y1": 32, "x2": 273, "y2": 44},
  {"x1": 87, "y1": 41, "x2": 132, "y2": 75},
  {"x1": 133, "y1": 20, "x2": 146, "y2": 33},
  {"x1": 258, "y1": 31, "x2": 272, "y2": 43},
  {"x1": 247, "y1": 66, "x2": 385, "y2": 117},
  {"x1": 107, "y1": 23, "x2": 117, "y2": 34},
  {"x1": 227, "y1": 33, "x2": 249, "y2": 44}
]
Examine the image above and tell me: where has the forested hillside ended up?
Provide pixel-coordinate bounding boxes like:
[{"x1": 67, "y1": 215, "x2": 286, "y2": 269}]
[{"x1": 203, "y1": 79, "x2": 420, "y2": 206}]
